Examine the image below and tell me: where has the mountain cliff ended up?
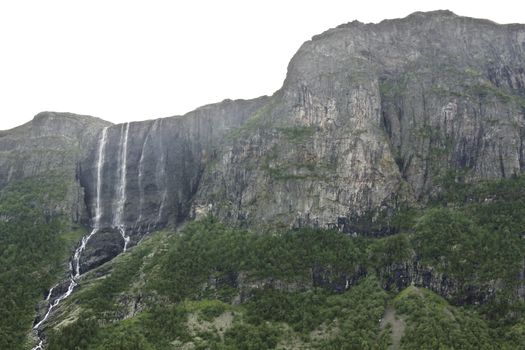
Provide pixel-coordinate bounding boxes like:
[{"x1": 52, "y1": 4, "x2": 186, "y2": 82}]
[
  {"x1": 0, "y1": 10, "x2": 524, "y2": 350},
  {"x1": 5, "y1": 11, "x2": 525, "y2": 237},
  {"x1": 196, "y1": 10, "x2": 525, "y2": 231},
  {"x1": 0, "y1": 11, "x2": 525, "y2": 238}
]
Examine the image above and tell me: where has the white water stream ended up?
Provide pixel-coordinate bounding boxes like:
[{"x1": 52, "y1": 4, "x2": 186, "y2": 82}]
[
  {"x1": 115, "y1": 123, "x2": 131, "y2": 251},
  {"x1": 31, "y1": 122, "x2": 140, "y2": 348},
  {"x1": 31, "y1": 127, "x2": 109, "y2": 350}
]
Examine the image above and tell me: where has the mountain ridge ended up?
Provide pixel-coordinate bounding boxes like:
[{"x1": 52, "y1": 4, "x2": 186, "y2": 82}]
[
  {"x1": 0, "y1": 10, "x2": 524, "y2": 349},
  {"x1": 2, "y1": 9, "x2": 525, "y2": 235}
]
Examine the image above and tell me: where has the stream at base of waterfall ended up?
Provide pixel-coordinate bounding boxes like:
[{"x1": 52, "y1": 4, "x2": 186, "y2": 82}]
[
  {"x1": 31, "y1": 122, "x2": 142, "y2": 349},
  {"x1": 31, "y1": 125, "x2": 130, "y2": 350}
]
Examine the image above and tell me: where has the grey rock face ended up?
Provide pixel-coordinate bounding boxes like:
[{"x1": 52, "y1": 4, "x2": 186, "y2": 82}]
[
  {"x1": 74, "y1": 97, "x2": 269, "y2": 267},
  {"x1": 0, "y1": 111, "x2": 109, "y2": 183},
  {"x1": 0, "y1": 99, "x2": 268, "y2": 279},
  {"x1": 0, "y1": 112, "x2": 111, "y2": 222},
  {"x1": 78, "y1": 97, "x2": 269, "y2": 234},
  {"x1": 195, "y1": 11, "x2": 525, "y2": 231},
  {"x1": 79, "y1": 228, "x2": 125, "y2": 274},
  {"x1": 371, "y1": 11, "x2": 525, "y2": 195},
  {"x1": 2, "y1": 11, "x2": 525, "y2": 266}
]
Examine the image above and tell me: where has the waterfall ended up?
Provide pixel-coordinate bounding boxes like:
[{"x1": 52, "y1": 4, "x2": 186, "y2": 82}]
[
  {"x1": 32, "y1": 340, "x2": 43, "y2": 350},
  {"x1": 94, "y1": 127, "x2": 109, "y2": 227},
  {"x1": 31, "y1": 127, "x2": 109, "y2": 350},
  {"x1": 73, "y1": 229, "x2": 97, "y2": 278},
  {"x1": 115, "y1": 123, "x2": 131, "y2": 251},
  {"x1": 45, "y1": 286, "x2": 55, "y2": 301},
  {"x1": 137, "y1": 126, "x2": 149, "y2": 224},
  {"x1": 31, "y1": 122, "x2": 141, "y2": 348},
  {"x1": 155, "y1": 119, "x2": 167, "y2": 224},
  {"x1": 33, "y1": 277, "x2": 77, "y2": 330},
  {"x1": 137, "y1": 119, "x2": 167, "y2": 229},
  {"x1": 72, "y1": 126, "x2": 109, "y2": 277}
]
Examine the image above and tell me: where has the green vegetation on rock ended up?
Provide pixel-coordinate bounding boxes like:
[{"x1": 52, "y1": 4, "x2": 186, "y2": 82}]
[
  {"x1": 44, "y1": 173, "x2": 525, "y2": 348},
  {"x1": 394, "y1": 286, "x2": 494, "y2": 349}
]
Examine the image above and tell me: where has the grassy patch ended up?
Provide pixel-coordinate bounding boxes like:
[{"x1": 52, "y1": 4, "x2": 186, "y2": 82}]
[{"x1": 277, "y1": 125, "x2": 317, "y2": 143}]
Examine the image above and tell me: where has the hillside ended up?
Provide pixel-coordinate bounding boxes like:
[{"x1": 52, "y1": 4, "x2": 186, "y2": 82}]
[{"x1": 0, "y1": 10, "x2": 523, "y2": 349}]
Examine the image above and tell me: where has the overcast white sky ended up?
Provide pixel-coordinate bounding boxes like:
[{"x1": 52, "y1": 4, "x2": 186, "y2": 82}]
[{"x1": 0, "y1": 0, "x2": 524, "y2": 130}]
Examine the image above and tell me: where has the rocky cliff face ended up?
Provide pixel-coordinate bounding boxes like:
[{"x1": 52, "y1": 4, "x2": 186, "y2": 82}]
[
  {"x1": 2, "y1": 11, "x2": 525, "y2": 265},
  {"x1": 75, "y1": 97, "x2": 268, "y2": 270},
  {"x1": 196, "y1": 10, "x2": 525, "y2": 231},
  {"x1": 78, "y1": 97, "x2": 268, "y2": 235},
  {"x1": 0, "y1": 112, "x2": 110, "y2": 222},
  {"x1": 3, "y1": 13, "x2": 524, "y2": 348},
  {"x1": 0, "y1": 99, "x2": 268, "y2": 275}
]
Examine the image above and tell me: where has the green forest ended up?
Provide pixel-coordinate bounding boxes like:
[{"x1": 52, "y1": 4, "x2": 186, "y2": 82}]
[
  {"x1": 0, "y1": 173, "x2": 83, "y2": 349},
  {"x1": 1, "y1": 173, "x2": 525, "y2": 349}
]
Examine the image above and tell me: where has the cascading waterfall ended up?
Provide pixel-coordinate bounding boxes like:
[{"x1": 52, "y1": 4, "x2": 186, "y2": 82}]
[
  {"x1": 32, "y1": 277, "x2": 76, "y2": 330},
  {"x1": 95, "y1": 127, "x2": 109, "y2": 228},
  {"x1": 45, "y1": 286, "x2": 55, "y2": 301},
  {"x1": 72, "y1": 126, "x2": 109, "y2": 277},
  {"x1": 31, "y1": 127, "x2": 109, "y2": 350},
  {"x1": 115, "y1": 123, "x2": 131, "y2": 251},
  {"x1": 31, "y1": 121, "x2": 154, "y2": 349}
]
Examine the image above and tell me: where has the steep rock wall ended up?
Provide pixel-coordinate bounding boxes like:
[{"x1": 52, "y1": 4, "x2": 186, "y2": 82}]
[
  {"x1": 0, "y1": 112, "x2": 110, "y2": 222},
  {"x1": 78, "y1": 97, "x2": 268, "y2": 240},
  {"x1": 195, "y1": 11, "x2": 525, "y2": 231},
  {"x1": 2, "y1": 11, "x2": 525, "y2": 237}
]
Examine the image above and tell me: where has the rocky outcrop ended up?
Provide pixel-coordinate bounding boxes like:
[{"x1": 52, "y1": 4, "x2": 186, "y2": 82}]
[{"x1": 79, "y1": 227, "x2": 126, "y2": 274}]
